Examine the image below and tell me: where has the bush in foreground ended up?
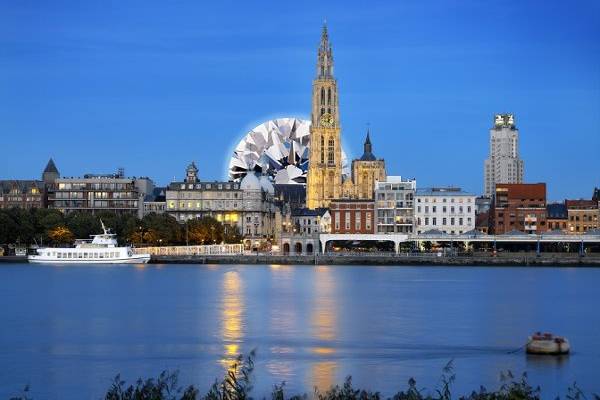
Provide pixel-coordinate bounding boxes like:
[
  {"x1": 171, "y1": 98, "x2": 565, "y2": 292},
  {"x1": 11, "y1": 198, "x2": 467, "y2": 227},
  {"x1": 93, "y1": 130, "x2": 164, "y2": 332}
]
[{"x1": 9, "y1": 352, "x2": 599, "y2": 400}]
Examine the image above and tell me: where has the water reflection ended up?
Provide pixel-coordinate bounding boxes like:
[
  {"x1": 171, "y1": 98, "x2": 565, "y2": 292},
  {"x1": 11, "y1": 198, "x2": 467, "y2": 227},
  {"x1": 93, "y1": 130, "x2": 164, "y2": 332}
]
[
  {"x1": 266, "y1": 265, "x2": 297, "y2": 381},
  {"x1": 310, "y1": 266, "x2": 338, "y2": 391},
  {"x1": 221, "y1": 270, "x2": 244, "y2": 369}
]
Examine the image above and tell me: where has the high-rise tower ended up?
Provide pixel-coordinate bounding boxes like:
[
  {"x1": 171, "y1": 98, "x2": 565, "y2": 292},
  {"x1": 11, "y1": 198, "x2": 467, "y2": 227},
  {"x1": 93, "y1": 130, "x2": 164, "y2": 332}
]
[
  {"x1": 306, "y1": 24, "x2": 343, "y2": 209},
  {"x1": 483, "y1": 114, "x2": 524, "y2": 197}
]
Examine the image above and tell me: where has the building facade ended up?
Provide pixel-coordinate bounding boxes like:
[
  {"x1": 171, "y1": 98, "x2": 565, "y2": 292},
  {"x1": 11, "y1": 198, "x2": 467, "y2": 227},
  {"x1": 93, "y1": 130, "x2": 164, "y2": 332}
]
[
  {"x1": 166, "y1": 163, "x2": 275, "y2": 244},
  {"x1": 415, "y1": 188, "x2": 476, "y2": 235},
  {"x1": 546, "y1": 203, "x2": 568, "y2": 232},
  {"x1": 330, "y1": 199, "x2": 375, "y2": 234},
  {"x1": 0, "y1": 180, "x2": 44, "y2": 209},
  {"x1": 483, "y1": 114, "x2": 524, "y2": 197},
  {"x1": 0, "y1": 158, "x2": 59, "y2": 210},
  {"x1": 490, "y1": 183, "x2": 547, "y2": 234},
  {"x1": 565, "y1": 199, "x2": 599, "y2": 234},
  {"x1": 47, "y1": 175, "x2": 142, "y2": 215},
  {"x1": 280, "y1": 208, "x2": 331, "y2": 254},
  {"x1": 374, "y1": 176, "x2": 416, "y2": 234}
]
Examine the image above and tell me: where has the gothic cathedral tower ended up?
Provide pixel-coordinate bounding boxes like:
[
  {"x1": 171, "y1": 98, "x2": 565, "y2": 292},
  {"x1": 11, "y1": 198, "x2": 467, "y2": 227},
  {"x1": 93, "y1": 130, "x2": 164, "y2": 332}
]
[{"x1": 306, "y1": 24, "x2": 343, "y2": 209}]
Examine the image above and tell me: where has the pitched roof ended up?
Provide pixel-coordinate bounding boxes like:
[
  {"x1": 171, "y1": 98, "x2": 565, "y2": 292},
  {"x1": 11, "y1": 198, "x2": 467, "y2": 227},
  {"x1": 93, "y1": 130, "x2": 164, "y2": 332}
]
[
  {"x1": 43, "y1": 158, "x2": 59, "y2": 174},
  {"x1": 292, "y1": 207, "x2": 328, "y2": 217},
  {"x1": 547, "y1": 203, "x2": 567, "y2": 219}
]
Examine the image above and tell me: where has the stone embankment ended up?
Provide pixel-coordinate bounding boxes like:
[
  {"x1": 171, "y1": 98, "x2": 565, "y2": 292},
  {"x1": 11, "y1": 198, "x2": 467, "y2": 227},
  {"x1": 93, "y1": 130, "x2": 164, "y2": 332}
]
[{"x1": 150, "y1": 253, "x2": 600, "y2": 266}]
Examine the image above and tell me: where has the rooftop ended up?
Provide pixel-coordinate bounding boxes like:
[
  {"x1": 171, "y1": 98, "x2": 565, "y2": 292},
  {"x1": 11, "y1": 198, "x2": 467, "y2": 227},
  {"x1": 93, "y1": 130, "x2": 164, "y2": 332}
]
[{"x1": 416, "y1": 187, "x2": 474, "y2": 196}]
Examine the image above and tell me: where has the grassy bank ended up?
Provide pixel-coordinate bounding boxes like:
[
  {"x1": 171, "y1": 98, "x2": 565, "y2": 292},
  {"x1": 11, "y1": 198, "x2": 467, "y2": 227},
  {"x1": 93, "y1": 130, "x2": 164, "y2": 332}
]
[{"x1": 9, "y1": 352, "x2": 598, "y2": 400}]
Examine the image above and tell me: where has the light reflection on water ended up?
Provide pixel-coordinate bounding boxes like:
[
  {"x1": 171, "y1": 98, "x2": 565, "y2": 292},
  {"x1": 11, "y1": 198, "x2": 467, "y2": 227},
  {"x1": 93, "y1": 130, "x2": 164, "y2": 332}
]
[
  {"x1": 310, "y1": 266, "x2": 338, "y2": 391},
  {"x1": 0, "y1": 264, "x2": 599, "y2": 399},
  {"x1": 221, "y1": 270, "x2": 244, "y2": 369}
]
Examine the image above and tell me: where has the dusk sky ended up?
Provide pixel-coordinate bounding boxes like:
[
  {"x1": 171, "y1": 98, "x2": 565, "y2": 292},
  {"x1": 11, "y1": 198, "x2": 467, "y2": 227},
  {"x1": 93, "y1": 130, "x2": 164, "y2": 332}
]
[{"x1": 1, "y1": 0, "x2": 598, "y2": 200}]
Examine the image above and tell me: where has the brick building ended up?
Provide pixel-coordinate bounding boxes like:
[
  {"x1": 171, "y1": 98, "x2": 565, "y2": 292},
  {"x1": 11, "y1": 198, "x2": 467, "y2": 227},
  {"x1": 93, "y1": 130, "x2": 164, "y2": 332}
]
[
  {"x1": 491, "y1": 183, "x2": 547, "y2": 234},
  {"x1": 330, "y1": 199, "x2": 375, "y2": 234},
  {"x1": 565, "y1": 199, "x2": 599, "y2": 234}
]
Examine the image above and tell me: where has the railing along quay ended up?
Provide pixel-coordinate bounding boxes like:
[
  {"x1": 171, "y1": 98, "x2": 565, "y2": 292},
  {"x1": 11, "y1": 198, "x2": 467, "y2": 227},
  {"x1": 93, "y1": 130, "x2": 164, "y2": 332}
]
[{"x1": 133, "y1": 244, "x2": 243, "y2": 256}]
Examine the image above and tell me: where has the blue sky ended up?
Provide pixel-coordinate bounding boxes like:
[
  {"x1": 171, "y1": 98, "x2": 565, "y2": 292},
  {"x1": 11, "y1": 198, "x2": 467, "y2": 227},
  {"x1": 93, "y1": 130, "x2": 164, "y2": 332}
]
[{"x1": 1, "y1": 0, "x2": 598, "y2": 200}]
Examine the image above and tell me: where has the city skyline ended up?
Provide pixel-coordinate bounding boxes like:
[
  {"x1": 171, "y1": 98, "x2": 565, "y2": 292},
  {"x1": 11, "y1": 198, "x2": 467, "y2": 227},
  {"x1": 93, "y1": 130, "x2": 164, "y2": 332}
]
[{"x1": 1, "y1": 1, "x2": 599, "y2": 200}]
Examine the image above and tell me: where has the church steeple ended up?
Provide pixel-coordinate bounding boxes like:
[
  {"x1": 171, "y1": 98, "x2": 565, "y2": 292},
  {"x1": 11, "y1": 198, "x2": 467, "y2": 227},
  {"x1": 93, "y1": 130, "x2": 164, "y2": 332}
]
[
  {"x1": 317, "y1": 22, "x2": 334, "y2": 78},
  {"x1": 359, "y1": 129, "x2": 377, "y2": 161}
]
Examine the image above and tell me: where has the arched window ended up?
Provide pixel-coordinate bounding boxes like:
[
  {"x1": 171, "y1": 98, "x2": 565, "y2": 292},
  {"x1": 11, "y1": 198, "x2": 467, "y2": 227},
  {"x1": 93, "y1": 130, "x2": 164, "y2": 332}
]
[
  {"x1": 327, "y1": 88, "x2": 331, "y2": 104},
  {"x1": 321, "y1": 88, "x2": 325, "y2": 105},
  {"x1": 320, "y1": 136, "x2": 325, "y2": 163},
  {"x1": 327, "y1": 138, "x2": 335, "y2": 165}
]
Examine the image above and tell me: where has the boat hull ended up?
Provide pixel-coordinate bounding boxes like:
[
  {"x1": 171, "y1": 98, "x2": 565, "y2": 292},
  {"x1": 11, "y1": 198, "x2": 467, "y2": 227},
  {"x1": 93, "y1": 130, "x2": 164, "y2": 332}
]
[
  {"x1": 28, "y1": 255, "x2": 151, "y2": 264},
  {"x1": 526, "y1": 338, "x2": 570, "y2": 355}
]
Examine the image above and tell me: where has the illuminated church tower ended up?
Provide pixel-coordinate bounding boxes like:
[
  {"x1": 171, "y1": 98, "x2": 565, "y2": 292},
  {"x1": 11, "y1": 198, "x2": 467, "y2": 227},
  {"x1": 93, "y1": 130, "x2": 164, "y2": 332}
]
[{"x1": 306, "y1": 24, "x2": 343, "y2": 209}]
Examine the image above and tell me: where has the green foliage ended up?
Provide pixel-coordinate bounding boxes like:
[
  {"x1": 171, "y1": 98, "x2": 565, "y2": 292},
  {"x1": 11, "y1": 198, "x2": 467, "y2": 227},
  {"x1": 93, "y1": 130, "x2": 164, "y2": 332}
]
[
  {"x1": 187, "y1": 216, "x2": 224, "y2": 245},
  {"x1": 65, "y1": 211, "x2": 101, "y2": 240},
  {"x1": 105, "y1": 371, "x2": 198, "y2": 400},
  {"x1": 9, "y1": 352, "x2": 600, "y2": 400}
]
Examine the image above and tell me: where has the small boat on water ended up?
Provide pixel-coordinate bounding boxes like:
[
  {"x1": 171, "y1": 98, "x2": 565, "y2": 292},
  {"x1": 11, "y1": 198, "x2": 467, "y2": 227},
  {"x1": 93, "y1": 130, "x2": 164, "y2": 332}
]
[
  {"x1": 526, "y1": 332, "x2": 570, "y2": 355},
  {"x1": 28, "y1": 221, "x2": 150, "y2": 264}
]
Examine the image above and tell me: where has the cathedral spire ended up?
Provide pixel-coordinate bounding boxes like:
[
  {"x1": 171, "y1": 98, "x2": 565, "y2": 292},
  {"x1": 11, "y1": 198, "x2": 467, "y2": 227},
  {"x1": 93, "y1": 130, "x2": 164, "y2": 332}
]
[
  {"x1": 359, "y1": 129, "x2": 376, "y2": 161},
  {"x1": 317, "y1": 21, "x2": 333, "y2": 78}
]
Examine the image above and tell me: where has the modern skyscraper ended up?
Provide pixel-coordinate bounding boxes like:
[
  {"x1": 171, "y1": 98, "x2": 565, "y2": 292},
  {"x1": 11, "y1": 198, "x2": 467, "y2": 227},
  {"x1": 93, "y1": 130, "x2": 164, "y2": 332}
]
[
  {"x1": 306, "y1": 24, "x2": 343, "y2": 209},
  {"x1": 483, "y1": 114, "x2": 524, "y2": 197}
]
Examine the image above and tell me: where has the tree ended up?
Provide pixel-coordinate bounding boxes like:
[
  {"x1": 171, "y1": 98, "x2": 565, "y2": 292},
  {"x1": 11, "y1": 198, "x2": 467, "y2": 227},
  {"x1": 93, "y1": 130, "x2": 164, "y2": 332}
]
[
  {"x1": 187, "y1": 217, "x2": 223, "y2": 245},
  {"x1": 47, "y1": 225, "x2": 75, "y2": 245},
  {"x1": 65, "y1": 212, "x2": 101, "y2": 240},
  {"x1": 0, "y1": 211, "x2": 18, "y2": 244},
  {"x1": 223, "y1": 226, "x2": 242, "y2": 244},
  {"x1": 7, "y1": 208, "x2": 35, "y2": 244}
]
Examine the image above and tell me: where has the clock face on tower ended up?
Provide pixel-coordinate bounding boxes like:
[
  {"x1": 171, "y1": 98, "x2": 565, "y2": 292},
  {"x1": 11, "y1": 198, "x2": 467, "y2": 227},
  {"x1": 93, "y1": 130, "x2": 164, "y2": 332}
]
[{"x1": 319, "y1": 113, "x2": 334, "y2": 128}]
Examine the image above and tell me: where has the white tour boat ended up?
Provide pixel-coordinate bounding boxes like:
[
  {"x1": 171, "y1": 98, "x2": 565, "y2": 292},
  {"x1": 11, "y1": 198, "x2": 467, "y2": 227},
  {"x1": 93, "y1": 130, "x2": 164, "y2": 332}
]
[
  {"x1": 526, "y1": 332, "x2": 570, "y2": 355},
  {"x1": 28, "y1": 221, "x2": 151, "y2": 264}
]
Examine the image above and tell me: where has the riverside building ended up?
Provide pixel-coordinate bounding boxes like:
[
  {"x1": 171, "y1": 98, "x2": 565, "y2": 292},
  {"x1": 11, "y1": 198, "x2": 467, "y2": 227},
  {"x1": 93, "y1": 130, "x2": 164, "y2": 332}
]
[
  {"x1": 374, "y1": 176, "x2": 416, "y2": 234},
  {"x1": 483, "y1": 114, "x2": 524, "y2": 197},
  {"x1": 565, "y1": 199, "x2": 599, "y2": 234},
  {"x1": 0, "y1": 158, "x2": 59, "y2": 210},
  {"x1": 47, "y1": 170, "x2": 152, "y2": 215},
  {"x1": 415, "y1": 188, "x2": 476, "y2": 235},
  {"x1": 165, "y1": 162, "x2": 276, "y2": 245},
  {"x1": 490, "y1": 183, "x2": 547, "y2": 234}
]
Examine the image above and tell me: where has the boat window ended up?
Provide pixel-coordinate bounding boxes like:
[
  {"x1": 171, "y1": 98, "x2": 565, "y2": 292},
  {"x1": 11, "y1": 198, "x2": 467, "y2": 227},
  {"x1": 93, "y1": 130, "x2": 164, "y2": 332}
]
[
  {"x1": 99, "y1": 253, "x2": 104, "y2": 258},
  {"x1": 94, "y1": 253, "x2": 98, "y2": 258},
  {"x1": 84, "y1": 253, "x2": 88, "y2": 258},
  {"x1": 68, "y1": 253, "x2": 72, "y2": 258},
  {"x1": 57, "y1": 253, "x2": 61, "y2": 259},
  {"x1": 78, "y1": 253, "x2": 83, "y2": 258}
]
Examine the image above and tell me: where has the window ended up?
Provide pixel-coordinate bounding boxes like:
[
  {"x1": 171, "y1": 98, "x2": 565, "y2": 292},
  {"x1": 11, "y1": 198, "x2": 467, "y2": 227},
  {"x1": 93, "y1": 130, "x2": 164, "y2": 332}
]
[
  {"x1": 335, "y1": 212, "x2": 340, "y2": 230},
  {"x1": 327, "y1": 138, "x2": 335, "y2": 165},
  {"x1": 355, "y1": 211, "x2": 361, "y2": 230},
  {"x1": 425, "y1": 217, "x2": 429, "y2": 225},
  {"x1": 432, "y1": 217, "x2": 437, "y2": 226},
  {"x1": 432, "y1": 206, "x2": 437, "y2": 213},
  {"x1": 443, "y1": 218, "x2": 447, "y2": 225},
  {"x1": 366, "y1": 212, "x2": 372, "y2": 230},
  {"x1": 345, "y1": 213, "x2": 351, "y2": 230},
  {"x1": 451, "y1": 218, "x2": 455, "y2": 226}
]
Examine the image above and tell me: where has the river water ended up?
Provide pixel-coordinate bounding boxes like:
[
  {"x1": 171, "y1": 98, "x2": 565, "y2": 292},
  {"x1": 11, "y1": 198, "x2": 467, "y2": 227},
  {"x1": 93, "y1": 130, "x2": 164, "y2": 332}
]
[{"x1": 1, "y1": 264, "x2": 599, "y2": 399}]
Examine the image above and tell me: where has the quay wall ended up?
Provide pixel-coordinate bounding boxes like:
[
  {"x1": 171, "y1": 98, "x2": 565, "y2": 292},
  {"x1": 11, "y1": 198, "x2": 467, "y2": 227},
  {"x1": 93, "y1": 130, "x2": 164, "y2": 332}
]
[{"x1": 149, "y1": 254, "x2": 600, "y2": 266}]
